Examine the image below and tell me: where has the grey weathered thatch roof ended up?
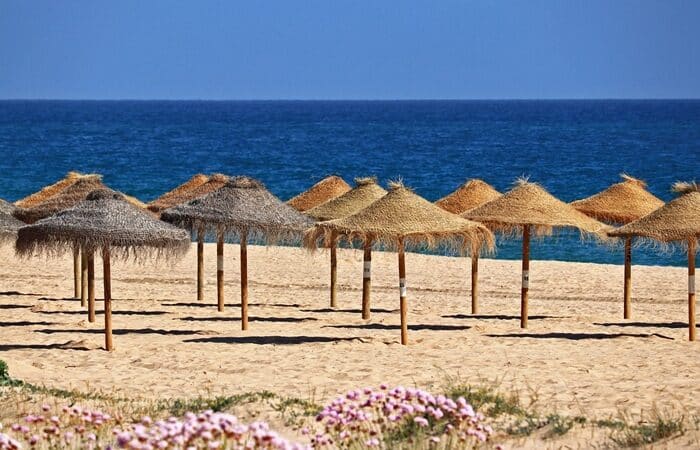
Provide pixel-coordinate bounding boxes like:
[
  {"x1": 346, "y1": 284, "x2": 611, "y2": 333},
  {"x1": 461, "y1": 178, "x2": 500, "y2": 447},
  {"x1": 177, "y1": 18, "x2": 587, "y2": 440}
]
[
  {"x1": 14, "y1": 176, "x2": 148, "y2": 223},
  {"x1": 16, "y1": 189, "x2": 190, "y2": 261},
  {"x1": 0, "y1": 209, "x2": 24, "y2": 244},
  {"x1": 161, "y1": 176, "x2": 314, "y2": 241},
  {"x1": 0, "y1": 199, "x2": 18, "y2": 216}
]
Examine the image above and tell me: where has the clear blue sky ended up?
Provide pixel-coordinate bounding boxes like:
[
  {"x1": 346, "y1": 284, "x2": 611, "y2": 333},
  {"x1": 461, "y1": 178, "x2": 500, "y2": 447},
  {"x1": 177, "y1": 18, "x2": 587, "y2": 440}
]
[{"x1": 1, "y1": 0, "x2": 699, "y2": 99}]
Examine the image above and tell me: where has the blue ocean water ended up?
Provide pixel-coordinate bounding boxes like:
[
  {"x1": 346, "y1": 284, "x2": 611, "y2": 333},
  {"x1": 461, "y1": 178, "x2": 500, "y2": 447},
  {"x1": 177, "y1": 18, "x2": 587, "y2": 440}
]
[{"x1": 0, "y1": 100, "x2": 698, "y2": 266}]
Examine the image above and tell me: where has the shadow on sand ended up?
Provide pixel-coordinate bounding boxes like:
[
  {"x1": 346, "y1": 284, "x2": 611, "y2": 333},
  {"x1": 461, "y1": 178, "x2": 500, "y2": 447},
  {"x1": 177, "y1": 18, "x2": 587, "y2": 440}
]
[
  {"x1": 34, "y1": 309, "x2": 168, "y2": 316},
  {"x1": 302, "y1": 307, "x2": 398, "y2": 314},
  {"x1": 324, "y1": 323, "x2": 470, "y2": 331},
  {"x1": 180, "y1": 316, "x2": 316, "y2": 323},
  {"x1": 594, "y1": 321, "x2": 688, "y2": 329},
  {"x1": 0, "y1": 291, "x2": 42, "y2": 297},
  {"x1": 486, "y1": 332, "x2": 674, "y2": 340},
  {"x1": 184, "y1": 335, "x2": 363, "y2": 345},
  {"x1": 0, "y1": 320, "x2": 56, "y2": 326},
  {"x1": 443, "y1": 314, "x2": 562, "y2": 321},
  {"x1": 0, "y1": 304, "x2": 32, "y2": 310},
  {"x1": 33, "y1": 328, "x2": 210, "y2": 336},
  {"x1": 162, "y1": 302, "x2": 302, "y2": 309},
  {"x1": 0, "y1": 343, "x2": 92, "y2": 351}
]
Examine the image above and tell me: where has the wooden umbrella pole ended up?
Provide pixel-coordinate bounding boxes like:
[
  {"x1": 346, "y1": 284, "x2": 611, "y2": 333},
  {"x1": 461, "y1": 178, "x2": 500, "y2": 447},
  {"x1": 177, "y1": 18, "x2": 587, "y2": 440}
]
[
  {"x1": 217, "y1": 230, "x2": 224, "y2": 312},
  {"x1": 73, "y1": 247, "x2": 80, "y2": 299},
  {"x1": 330, "y1": 233, "x2": 338, "y2": 308},
  {"x1": 398, "y1": 239, "x2": 408, "y2": 345},
  {"x1": 471, "y1": 251, "x2": 479, "y2": 315},
  {"x1": 80, "y1": 250, "x2": 88, "y2": 307},
  {"x1": 689, "y1": 238, "x2": 696, "y2": 342},
  {"x1": 87, "y1": 251, "x2": 96, "y2": 323},
  {"x1": 362, "y1": 243, "x2": 372, "y2": 320},
  {"x1": 240, "y1": 231, "x2": 249, "y2": 331},
  {"x1": 521, "y1": 224, "x2": 530, "y2": 329},
  {"x1": 103, "y1": 247, "x2": 113, "y2": 351},
  {"x1": 623, "y1": 237, "x2": 632, "y2": 319},
  {"x1": 197, "y1": 227, "x2": 204, "y2": 301}
]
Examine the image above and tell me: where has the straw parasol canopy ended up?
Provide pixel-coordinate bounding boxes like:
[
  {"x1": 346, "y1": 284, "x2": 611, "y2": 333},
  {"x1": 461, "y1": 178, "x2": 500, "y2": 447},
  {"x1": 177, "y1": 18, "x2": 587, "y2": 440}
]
[
  {"x1": 287, "y1": 175, "x2": 351, "y2": 212},
  {"x1": 305, "y1": 181, "x2": 495, "y2": 345},
  {"x1": 436, "y1": 179, "x2": 502, "y2": 215},
  {"x1": 435, "y1": 179, "x2": 502, "y2": 314},
  {"x1": 16, "y1": 189, "x2": 190, "y2": 351},
  {"x1": 1, "y1": 199, "x2": 18, "y2": 216},
  {"x1": 571, "y1": 174, "x2": 664, "y2": 319},
  {"x1": 14, "y1": 175, "x2": 147, "y2": 224},
  {"x1": 609, "y1": 182, "x2": 700, "y2": 341},
  {"x1": 147, "y1": 173, "x2": 211, "y2": 213},
  {"x1": 464, "y1": 178, "x2": 608, "y2": 328},
  {"x1": 304, "y1": 177, "x2": 388, "y2": 311},
  {"x1": 161, "y1": 176, "x2": 313, "y2": 328},
  {"x1": 14, "y1": 172, "x2": 99, "y2": 208},
  {"x1": 305, "y1": 177, "x2": 387, "y2": 221},
  {"x1": 571, "y1": 174, "x2": 664, "y2": 224}
]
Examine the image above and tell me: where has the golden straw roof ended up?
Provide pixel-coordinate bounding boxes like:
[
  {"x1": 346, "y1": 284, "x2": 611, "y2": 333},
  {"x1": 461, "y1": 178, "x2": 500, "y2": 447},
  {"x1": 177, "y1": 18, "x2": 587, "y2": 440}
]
[
  {"x1": 147, "y1": 174, "x2": 210, "y2": 213},
  {"x1": 305, "y1": 177, "x2": 387, "y2": 221},
  {"x1": 463, "y1": 179, "x2": 609, "y2": 236},
  {"x1": 287, "y1": 176, "x2": 351, "y2": 212},
  {"x1": 305, "y1": 182, "x2": 495, "y2": 253},
  {"x1": 436, "y1": 179, "x2": 501, "y2": 214},
  {"x1": 609, "y1": 182, "x2": 700, "y2": 243},
  {"x1": 14, "y1": 176, "x2": 147, "y2": 223},
  {"x1": 571, "y1": 174, "x2": 664, "y2": 224},
  {"x1": 14, "y1": 172, "x2": 101, "y2": 208}
]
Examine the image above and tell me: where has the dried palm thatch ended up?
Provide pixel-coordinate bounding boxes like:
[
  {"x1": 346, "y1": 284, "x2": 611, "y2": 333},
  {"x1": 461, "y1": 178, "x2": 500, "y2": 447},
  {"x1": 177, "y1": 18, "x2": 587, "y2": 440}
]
[
  {"x1": 0, "y1": 199, "x2": 18, "y2": 217},
  {"x1": 287, "y1": 175, "x2": 351, "y2": 212},
  {"x1": 16, "y1": 189, "x2": 190, "y2": 261},
  {"x1": 306, "y1": 181, "x2": 494, "y2": 253},
  {"x1": 571, "y1": 174, "x2": 664, "y2": 224},
  {"x1": 14, "y1": 172, "x2": 100, "y2": 208},
  {"x1": 463, "y1": 178, "x2": 609, "y2": 237},
  {"x1": 161, "y1": 176, "x2": 313, "y2": 328},
  {"x1": 16, "y1": 189, "x2": 191, "y2": 351},
  {"x1": 571, "y1": 174, "x2": 664, "y2": 320},
  {"x1": 303, "y1": 177, "x2": 387, "y2": 312},
  {"x1": 464, "y1": 178, "x2": 609, "y2": 329},
  {"x1": 436, "y1": 179, "x2": 502, "y2": 215},
  {"x1": 609, "y1": 182, "x2": 700, "y2": 243},
  {"x1": 609, "y1": 182, "x2": 700, "y2": 341},
  {"x1": 305, "y1": 177, "x2": 387, "y2": 221},
  {"x1": 147, "y1": 174, "x2": 211, "y2": 213},
  {"x1": 0, "y1": 209, "x2": 23, "y2": 244},
  {"x1": 305, "y1": 182, "x2": 495, "y2": 346},
  {"x1": 14, "y1": 176, "x2": 148, "y2": 223}
]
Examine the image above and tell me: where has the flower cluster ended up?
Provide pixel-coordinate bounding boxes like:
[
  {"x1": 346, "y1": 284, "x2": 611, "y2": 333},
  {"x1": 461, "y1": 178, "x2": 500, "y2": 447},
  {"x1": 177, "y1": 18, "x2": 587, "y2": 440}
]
[
  {"x1": 313, "y1": 385, "x2": 493, "y2": 448},
  {"x1": 0, "y1": 404, "x2": 113, "y2": 449},
  {"x1": 114, "y1": 410, "x2": 309, "y2": 450}
]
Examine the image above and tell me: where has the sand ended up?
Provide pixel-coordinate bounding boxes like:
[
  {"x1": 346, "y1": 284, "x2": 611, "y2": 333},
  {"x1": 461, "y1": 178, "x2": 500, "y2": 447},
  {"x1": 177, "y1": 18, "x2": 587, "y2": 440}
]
[{"x1": 0, "y1": 242, "x2": 698, "y2": 428}]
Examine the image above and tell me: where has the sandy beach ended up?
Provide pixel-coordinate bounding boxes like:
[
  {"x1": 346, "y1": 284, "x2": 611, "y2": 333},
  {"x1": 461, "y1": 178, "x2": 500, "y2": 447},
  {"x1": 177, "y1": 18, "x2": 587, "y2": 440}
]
[{"x1": 0, "y1": 241, "x2": 697, "y2": 422}]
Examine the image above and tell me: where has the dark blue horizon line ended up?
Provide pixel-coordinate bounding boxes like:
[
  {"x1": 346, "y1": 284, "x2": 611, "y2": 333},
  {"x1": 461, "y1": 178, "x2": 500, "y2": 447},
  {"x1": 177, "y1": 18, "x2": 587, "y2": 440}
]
[{"x1": 1, "y1": 98, "x2": 700, "y2": 102}]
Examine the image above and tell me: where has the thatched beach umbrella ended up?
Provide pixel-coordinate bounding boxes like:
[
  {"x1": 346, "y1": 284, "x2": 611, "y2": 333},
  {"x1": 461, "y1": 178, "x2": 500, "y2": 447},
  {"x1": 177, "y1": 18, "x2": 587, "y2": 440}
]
[
  {"x1": 0, "y1": 199, "x2": 18, "y2": 216},
  {"x1": 16, "y1": 190, "x2": 189, "y2": 351},
  {"x1": 305, "y1": 182, "x2": 495, "y2": 345},
  {"x1": 148, "y1": 174, "x2": 228, "y2": 301},
  {"x1": 609, "y1": 182, "x2": 700, "y2": 341},
  {"x1": 287, "y1": 176, "x2": 351, "y2": 212},
  {"x1": 571, "y1": 175, "x2": 664, "y2": 319},
  {"x1": 161, "y1": 176, "x2": 313, "y2": 329},
  {"x1": 15, "y1": 172, "x2": 103, "y2": 299},
  {"x1": 305, "y1": 178, "x2": 387, "y2": 313},
  {"x1": 464, "y1": 179, "x2": 608, "y2": 328},
  {"x1": 15, "y1": 175, "x2": 149, "y2": 316},
  {"x1": 436, "y1": 179, "x2": 502, "y2": 314}
]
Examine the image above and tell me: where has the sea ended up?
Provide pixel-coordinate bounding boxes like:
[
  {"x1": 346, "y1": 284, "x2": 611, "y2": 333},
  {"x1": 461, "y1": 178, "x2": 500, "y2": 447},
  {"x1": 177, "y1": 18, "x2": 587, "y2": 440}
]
[{"x1": 0, "y1": 100, "x2": 698, "y2": 267}]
